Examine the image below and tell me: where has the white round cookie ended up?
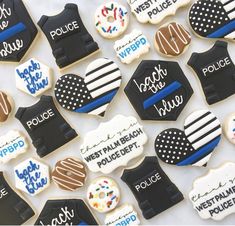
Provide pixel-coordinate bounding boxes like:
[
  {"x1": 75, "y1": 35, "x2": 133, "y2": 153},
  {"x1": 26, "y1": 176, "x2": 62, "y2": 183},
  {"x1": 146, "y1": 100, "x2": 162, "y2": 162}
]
[
  {"x1": 224, "y1": 112, "x2": 235, "y2": 144},
  {"x1": 95, "y1": 2, "x2": 129, "y2": 39}
]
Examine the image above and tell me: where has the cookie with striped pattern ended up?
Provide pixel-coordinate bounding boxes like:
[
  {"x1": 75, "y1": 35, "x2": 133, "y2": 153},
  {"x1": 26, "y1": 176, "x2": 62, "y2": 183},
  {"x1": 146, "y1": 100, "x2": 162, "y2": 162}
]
[
  {"x1": 189, "y1": 0, "x2": 235, "y2": 40},
  {"x1": 54, "y1": 58, "x2": 122, "y2": 117},
  {"x1": 155, "y1": 110, "x2": 222, "y2": 167}
]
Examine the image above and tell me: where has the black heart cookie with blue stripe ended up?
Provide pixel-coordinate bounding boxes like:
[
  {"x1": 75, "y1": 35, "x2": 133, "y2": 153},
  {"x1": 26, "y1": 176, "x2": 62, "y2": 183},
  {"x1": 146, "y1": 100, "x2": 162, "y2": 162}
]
[
  {"x1": 54, "y1": 58, "x2": 122, "y2": 117},
  {"x1": 124, "y1": 60, "x2": 193, "y2": 121},
  {"x1": 155, "y1": 110, "x2": 222, "y2": 167},
  {"x1": 189, "y1": 0, "x2": 235, "y2": 40}
]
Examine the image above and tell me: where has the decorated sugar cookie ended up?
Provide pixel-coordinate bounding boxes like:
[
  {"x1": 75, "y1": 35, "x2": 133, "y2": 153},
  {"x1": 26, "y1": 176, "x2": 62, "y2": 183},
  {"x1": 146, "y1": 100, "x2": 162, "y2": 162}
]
[
  {"x1": 35, "y1": 199, "x2": 98, "y2": 225},
  {"x1": 189, "y1": 0, "x2": 235, "y2": 40},
  {"x1": 188, "y1": 41, "x2": 235, "y2": 105},
  {"x1": 52, "y1": 158, "x2": 86, "y2": 191},
  {"x1": 14, "y1": 158, "x2": 50, "y2": 196},
  {"x1": 105, "y1": 204, "x2": 140, "y2": 226},
  {"x1": 0, "y1": 130, "x2": 28, "y2": 164},
  {"x1": 95, "y1": 2, "x2": 129, "y2": 39},
  {"x1": 114, "y1": 30, "x2": 150, "y2": 64},
  {"x1": 38, "y1": 3, "x2": 99, "y2": 69},
  {"x1": 155, "y1": 110, "x2": 222, "y2": 167},
  {"x1": 223, "y1": 112, "x2": 235, "y2": 145},
  {"x1": 80, "y1": 115, "x2": 147, "y2": 174},
  {"x1": 0, "y1": 0, "x2": 38, "y2": 62},
  {"x1": 0, "y1": 172, "x2": 35, "y2": 225},
  {"x1": 189, "y1": 162, "x2": 235, "y2": 220},
  {"x1": 0, "y1": 91, "x2": 12, "y2": 123},
  {"x1": 155, "y1": 22, "x2": 191, "y2": 57},
  {"x1": 87, "y1": 177, "x2": 120, "y2": 213},
  {"x1": 55, "y1": 58, "x2": 122, "y2": 117},
  {"x1": 15, "y1": 58, "x2": 52, "y2": 97},
  {"x1": 125, "y1": 60, "x2": 193, "y2": 121},
  {"x1": 127, "y1": 0, "x2": 191, "y2": 24}
]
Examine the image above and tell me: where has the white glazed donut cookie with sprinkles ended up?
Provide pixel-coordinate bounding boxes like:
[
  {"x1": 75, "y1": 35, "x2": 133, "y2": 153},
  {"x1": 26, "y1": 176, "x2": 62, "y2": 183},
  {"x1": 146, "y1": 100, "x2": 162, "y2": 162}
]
[
  {"x1": 87, "y1": 177, "x2": 120, "y2": 213},
  {"x1": 95, "y1": 2, "x2": 129, "y2": 39}
]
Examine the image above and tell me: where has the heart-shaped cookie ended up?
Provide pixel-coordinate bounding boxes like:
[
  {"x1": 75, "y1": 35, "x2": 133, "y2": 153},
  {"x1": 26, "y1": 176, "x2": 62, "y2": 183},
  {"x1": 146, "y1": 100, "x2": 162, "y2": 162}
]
[
  {"x1": 155, "y1": 110, "x2": 222, "y2": 167},
  {"x1": 189, "y1": 0, "x2": 235, "y2": 40},
  {"x1": 54, "y1": 58, "x2": 122, "y2": 117}
]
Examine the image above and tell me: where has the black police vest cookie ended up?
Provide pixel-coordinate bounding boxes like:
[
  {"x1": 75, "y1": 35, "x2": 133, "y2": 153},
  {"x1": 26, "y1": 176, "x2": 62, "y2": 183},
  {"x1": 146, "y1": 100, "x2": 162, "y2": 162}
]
[
  {"x1": 0, "y1": 171, "x2": 35, "y2": 225},
  {"x1": 0, "y1": 0, "x2": 38, "y2": 62},
  {"x1": 15, "y1": 95, "x2": 78, "y2": 158},
  {"x1": 125, "y1": 60, "x2": 193, "y2": 121},
  {"x1": 38, "y1": 3, "x2": 99, "y2": 69},
  {"x1": 188, "y1": 41, "x2": 235, "y2": 105}
]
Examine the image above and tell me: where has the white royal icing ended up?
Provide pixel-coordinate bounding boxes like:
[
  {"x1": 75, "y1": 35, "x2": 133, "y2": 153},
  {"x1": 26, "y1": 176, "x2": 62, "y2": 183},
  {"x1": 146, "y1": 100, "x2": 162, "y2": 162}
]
[
  {"x1": 189, "y1": 162, "x2": 235, "y2": 221},
  {"x1": 80, "y1": 115, "x2": 147, "y2": 174},
  {"x1": 224, "y1": 112, "x2": 235, "y2": 145},
  {"x1": 114, "y1": 30, "x2": 150, "y2": 64}
]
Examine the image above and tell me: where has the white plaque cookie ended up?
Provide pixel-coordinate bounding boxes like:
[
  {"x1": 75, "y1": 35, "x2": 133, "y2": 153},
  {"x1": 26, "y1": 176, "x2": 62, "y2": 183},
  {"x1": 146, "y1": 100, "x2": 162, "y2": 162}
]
[
  {"x1": 80, "y1": 115, "x2": 147, "y2": 174},
  {"x1": 189, "y1": 162, "x2": 235, "y2": 221},
  {"x1": 114, "y1": 30, "x2": 150, "y2": 64}
]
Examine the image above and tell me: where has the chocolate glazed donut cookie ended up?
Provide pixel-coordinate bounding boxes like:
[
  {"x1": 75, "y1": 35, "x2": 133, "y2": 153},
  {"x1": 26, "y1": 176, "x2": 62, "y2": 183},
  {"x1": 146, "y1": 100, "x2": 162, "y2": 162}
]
[
  {"x1": 52, "y1": 158, "x2": 86, "y2": 191},
  {"x1": 155, "y1": 22, "x2": 191, "y2": 57}
]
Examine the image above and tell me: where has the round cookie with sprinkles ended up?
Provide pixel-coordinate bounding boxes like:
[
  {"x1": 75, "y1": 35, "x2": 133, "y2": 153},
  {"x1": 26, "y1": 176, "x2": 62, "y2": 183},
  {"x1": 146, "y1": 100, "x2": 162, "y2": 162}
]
[
  {"x1": 155, "y1": 22, "x2": 191, "y2": 57},
  {"x1": 54, "y1": 58, "x2": 122, "y2": 117},
  {"x1": 95, "y1": 2, "x2": 129, "y2": 39},
  {"x1": 189, "y1": 0, "x2": 235, "y2": 40},
  {"x1": 155, "y1": 110, "x2": 222, "y2": 167},
  {"x1": 87, "y1": 177, "x2": 120, "y2": 213}
]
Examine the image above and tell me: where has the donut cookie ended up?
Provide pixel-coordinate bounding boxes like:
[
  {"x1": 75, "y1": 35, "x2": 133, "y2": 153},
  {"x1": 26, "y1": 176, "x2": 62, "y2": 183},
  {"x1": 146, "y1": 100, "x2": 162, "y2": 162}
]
[
  {"x1": 0, "y1": 91, "x2": 12, "y2": 123},
  {"x1": 223, "y1": 112, "x2": 235, "y2": 145},
  {"x1": 124, "y1": 60, "x2": 193, "y2": 121},
  {"x1": 189, "y1": 0, "x2": 235, "y2": 40},
  {"x1": 15, "y1": 58, "x2": 52, "y2": 97},
  {"x1": 14, "y1": 158, "x2": 50, "y2": 196},
  {"x1": 0, "y1": 0, "x2": 38, "y2": 62},
  {"x1": 188, "y1": 41, "x2": 235, "y2": 105},
  {"x1": 114, "y1": 30, "x2": 150, "y2": 64},
  {"x1": 55, "y1": 58, "x2": 122, "y2": 117},
  {"x1": 0, "y1": 130, "x2": 28, "y2": 164},
  {"x1": 127, "y1": 0, "x2": 191, "y2": 24},
  {"x1": 35, "y1": 199, "x2": 98, "y2": 225},
  {"x1": 189, "y1": 162, "x2": 235, "y2": 220},
  {"x1": 155, "y1": 110, "x2": 222, "y2": 167},
  {"x1": 121, "y1": 156, "x2": 184, "y2": 219},
  {"x1": 52, "y1": 158, "x2": 86, "y2": 191},
  {"x1": 80, "y1": 115, "x2": 147, "y2": 174},
  {"x1": 95, "y1": 2, "x2": 129, "y2": 39},
  {"x1": 87, "y1": 177, "x2": 120, "y2": 213},
  {"x1": 0, "y1": 172, "x2": 35, "y2": 225},
  {"x1": 105, "y1": 204, "x2": 140, "y2": 226},
  {"x1": 38, "y1": 4, "x2": 99, "y2": 69},
  {"x1": 15, "y1": 95, "x2": 78, "y2": 158},
  {"x1": 155, "y1": 22, "x2": 191, "y2": 57}
]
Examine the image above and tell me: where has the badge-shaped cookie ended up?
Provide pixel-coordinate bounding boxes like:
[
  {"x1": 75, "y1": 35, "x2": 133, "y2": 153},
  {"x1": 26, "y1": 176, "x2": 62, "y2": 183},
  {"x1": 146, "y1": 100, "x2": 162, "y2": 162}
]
[
  {"x1": 0, "y1": 91, "x2": 12, "y2": 123},
  {"x1": 52, "y1": 158, "x2": 86, "y2": 191},
  {"x1": 105, "y1": 204, "x2": 140, "y2": 226},
  {"x1": 114, "y1": 30, "x2": 150, "y2": 64},
  {"x1": 14, "y1": 158, "x2": 50, "y2": 196},
  {"x1": 127, "y1": 0, "x2": 191, "y2": 24},
  {"x1": 125, "y1": 60, "x2": 193, "y2": 121},
  {"x1": 0, "y1": 130, "x2": 28, "y2": 163},
  {"x1": 155, "y1": 110, "x2": 222, "y2": 167},
  {"x1": 189, "y1": 162, "x2": 235, "y2": 220},
  {"x1": 35, "y1": 199, "x2": 98, "y2": 225},
  {"x1": 80, "y1": 115, "x2": 147, "y2": 174},
  {"x1": 15, "y1": 58, "x2": 52, "y2": 97},
  {"x1": 155, "y1": 22, "x2": 191, "y2": 57},
  {"x1": 224, "y1": 112, "x2": 235, "y2": 145},
  {"x1": 55, "y1": 58, "x2": 122, "y2": 117},
  {"x1": 189, "y1": 0, "x2": 235, "y2": 40},
  {"x1": 0, "y1": 0, "x2": 38, "y2": 62}
]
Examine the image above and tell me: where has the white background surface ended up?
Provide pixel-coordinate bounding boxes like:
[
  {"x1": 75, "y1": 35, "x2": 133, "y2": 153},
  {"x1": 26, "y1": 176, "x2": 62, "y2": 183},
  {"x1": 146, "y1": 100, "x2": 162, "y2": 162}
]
[{"x1": 1, "y1": 0, "x2": 235, "y2": 225}]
